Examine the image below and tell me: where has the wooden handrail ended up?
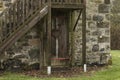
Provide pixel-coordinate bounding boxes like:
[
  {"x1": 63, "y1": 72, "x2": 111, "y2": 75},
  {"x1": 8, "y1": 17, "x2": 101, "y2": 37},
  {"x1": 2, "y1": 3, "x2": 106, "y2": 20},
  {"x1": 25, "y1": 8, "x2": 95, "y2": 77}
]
[
  {"x1": 0, "y1": 0, "x2": 84, "y2": 50},
  {"x1": 0, "y1": 0, "x2": 45, "y2": 44},
  {"x1": 0, "y1": 0, "x2": 83, "y2": 43}
]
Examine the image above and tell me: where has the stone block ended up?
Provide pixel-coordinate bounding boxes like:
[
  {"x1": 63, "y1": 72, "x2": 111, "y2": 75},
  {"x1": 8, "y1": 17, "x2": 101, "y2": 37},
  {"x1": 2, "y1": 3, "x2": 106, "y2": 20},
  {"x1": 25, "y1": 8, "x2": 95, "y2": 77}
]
[
  {"x1": 98, "y1": 4, "x2": 110, "y2": 13},
  {"x1": 28, "y1": 48, "x2": 40, "y2": 60},
  {"x1": 88, "y1": 22, "x2": 97, "y2": 29},
  {"x1": 90, "y1": 37, "x2": 98, "y2": 42},
  {"x1": 92, "y1": 44, "x2": 99, "y2": 52},
  {"x1": 28, "y1": 39, "x2": 40, "y2": 47},
  {"x1": 104, "y1": 0, "x2": 110, "y2": 4},
  {"x1": 97, "y1": 22, "x2": 109, "y2": 28},
  {"x1": 86, "y1": 14, "x2": 92, "y2": 20},
  {"x1": 75, "y1": 54, "x2": 82, "y2": 60},
  {"x1": 105, "y1": 14, "x2": 110, "y2": 20},
  {"x1": 86, "y1": 37, "x2": 90, "y2": 42},
  {"x1": 105, "y1": 29, "x2": 110, "y2": 35},
  {"x1": 100, "y1": 54, "x2": 108, "y2": 64},
  {"x1": 93, "y1": 15, "x2": 104, "y2": 21},
  {"x1": 92, "y1": 30, "x2": 99, "y2": 36},
  {"x1": 98, "y1": 36, "x2": 110, "y2": 43}
]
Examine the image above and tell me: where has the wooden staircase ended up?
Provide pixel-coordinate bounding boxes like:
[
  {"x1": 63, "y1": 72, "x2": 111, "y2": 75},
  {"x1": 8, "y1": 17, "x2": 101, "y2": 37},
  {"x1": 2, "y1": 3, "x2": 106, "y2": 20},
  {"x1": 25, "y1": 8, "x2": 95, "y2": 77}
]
[
  {"x1": 0, "y1": 0, "x2": 86, "y2": 67},
  {"x1": 0, "y1": 0, "x2": 49, "y2": 53}
]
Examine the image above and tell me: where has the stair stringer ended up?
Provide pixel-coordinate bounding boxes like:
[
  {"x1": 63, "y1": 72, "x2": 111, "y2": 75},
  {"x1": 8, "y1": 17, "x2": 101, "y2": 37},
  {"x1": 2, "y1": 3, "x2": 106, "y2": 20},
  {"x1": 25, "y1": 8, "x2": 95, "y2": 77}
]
[{"x1": 0, "y1": 6, "x2": 48, "y2": 53}]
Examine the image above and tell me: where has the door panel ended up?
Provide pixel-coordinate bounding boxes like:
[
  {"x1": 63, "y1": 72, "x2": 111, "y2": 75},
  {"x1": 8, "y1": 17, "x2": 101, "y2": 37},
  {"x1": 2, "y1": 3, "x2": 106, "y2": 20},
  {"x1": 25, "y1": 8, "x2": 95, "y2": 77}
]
[{"x1": 51, "y1": 14, "x2": 68, "y2": 66}]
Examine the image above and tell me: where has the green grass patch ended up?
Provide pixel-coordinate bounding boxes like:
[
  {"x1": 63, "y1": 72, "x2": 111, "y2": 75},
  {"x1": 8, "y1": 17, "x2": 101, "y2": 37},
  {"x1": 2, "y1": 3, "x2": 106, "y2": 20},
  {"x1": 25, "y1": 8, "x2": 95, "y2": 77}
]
[{"x1": 0, "y1": 50, "x2": 120, "y2": 80}]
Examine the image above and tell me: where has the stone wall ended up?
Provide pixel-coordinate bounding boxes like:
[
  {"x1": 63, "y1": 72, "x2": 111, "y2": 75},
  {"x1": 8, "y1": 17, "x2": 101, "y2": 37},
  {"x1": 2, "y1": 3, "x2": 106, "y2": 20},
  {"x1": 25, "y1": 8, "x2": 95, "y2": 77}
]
[
  {"x1": 2, "y1": 24, "x2": 41, "y2": 70},
  {"x1": 0, "y1": 0, "x2": 111, "y2": 69},
  {"x1": 74, "y1": 0, "x2": 111, "y2": 65}
]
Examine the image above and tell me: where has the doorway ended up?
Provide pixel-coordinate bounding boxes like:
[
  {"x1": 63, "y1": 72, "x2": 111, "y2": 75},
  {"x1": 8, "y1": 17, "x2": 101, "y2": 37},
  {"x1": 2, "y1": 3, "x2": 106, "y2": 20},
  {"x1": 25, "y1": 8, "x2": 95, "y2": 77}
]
[{"x1": 51, "y1": 11, "x2": 69, "y2": 66}]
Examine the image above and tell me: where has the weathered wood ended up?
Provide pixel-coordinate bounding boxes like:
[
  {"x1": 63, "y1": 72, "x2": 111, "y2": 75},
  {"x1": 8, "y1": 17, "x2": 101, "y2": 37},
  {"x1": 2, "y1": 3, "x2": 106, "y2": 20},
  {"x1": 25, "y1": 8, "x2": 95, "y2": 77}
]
[
  {"x1": 51, "y1": 12, "x2": 70, "y2": 66},
  {"x1": 73, "y1": 9, "x2": 82, "y2": 31},
  {"x1": 0, "y1": 16, "x2": 3, "y2": 43},
  {"x1": 0, "y1": 0, "x2": 86, "y2": 68},
  {"x1": 40, "y1": 18, "x2": 47, "y2": 68},
  {"x1": 43, "y1": 17, "x2": 47, "y2": 66},
  {"x1": 46, "y1": 0, "x2": 52, "y2": 66},
  {"x1": 39, "y1": 29, "x2": 44, "y2": 68},
  {"x1": 22, "y1": 0, "x2": 25, "y2": 23},
  {"x1": 4, "y1": 11, "x2": 7, "y2": 39},
  {"x1": 69, "y1": 11, "x2": 75, "y2": 66},
  {"x1": 12, "y1": 3, "x2": 16, "y2": 31},
  {"x1": 51, "y1": 4, "x2": 84, "y2": 9},
  {"x1": 0, "y1": 0, "x2": 84, "y2": 43},
  {"x1": 82, "y1": 0, "x2": 86, "y2": 65},
  {"x1": 0, "y1": 6, "x2": 48, "y2": 53}
]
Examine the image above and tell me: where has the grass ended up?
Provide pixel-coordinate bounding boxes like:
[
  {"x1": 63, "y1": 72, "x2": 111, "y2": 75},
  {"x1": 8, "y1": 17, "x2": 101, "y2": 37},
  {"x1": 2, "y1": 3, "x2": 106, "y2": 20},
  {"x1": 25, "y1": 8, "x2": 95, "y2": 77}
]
[{"x1": 0, "y1": 50, "x2": 120, "y2": 80}]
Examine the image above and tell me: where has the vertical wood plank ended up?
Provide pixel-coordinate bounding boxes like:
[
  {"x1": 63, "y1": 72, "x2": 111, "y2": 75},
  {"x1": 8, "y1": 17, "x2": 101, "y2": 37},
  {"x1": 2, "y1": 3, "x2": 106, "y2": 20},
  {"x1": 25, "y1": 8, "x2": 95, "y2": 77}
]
[
  {"x1": 82, "y1": 1, "x2": 86, "y2": 65},
  {"x1": 22, "y1": 0, "x2": 25, "y2": 23},
  {"x1": 70, "y1": 11, "x2": 75, "y2": 66},
  {"x1": 40, "y1": 32, "x2": 44, "y2": 69},
  {"x1": 39, "y1": 19, "x2": 45, "y2": 69},
  {"x1": 26, "y1": 0, "x2": 29, "y2": 19},
  {"x1": 16, "y1": 0, "x2": 19, "y2": 29},
  {"x1": 4, "y1": 11, "x2": 7, "y2": 39},
  {"x1": 13, "y1": 3, "x2": 16, "y2": 31},
  {"x1": 8, "y1": 9, "x2": 12, "y2": 34},
  {"x1": 20, "y1": 0, "x2": 23, "y2": 24},
  {"x1": 39, "y1": 0, "x2": 42, "y2": 7},
  {"x1": 1, "y1": 15, "x2": 4, "y2": 41},
  {"x1": 0, "y1": 16, "x2": 3, "y2": 42},
  {"x1": 46, "y1": 0, "x2": 52, "y2": 66},
  {"x1": 19, "y1": 0, "x2": 22, "y2": 24},
  {"x1": 11, "y1": 6, "x2": 14, "y2": 32}
]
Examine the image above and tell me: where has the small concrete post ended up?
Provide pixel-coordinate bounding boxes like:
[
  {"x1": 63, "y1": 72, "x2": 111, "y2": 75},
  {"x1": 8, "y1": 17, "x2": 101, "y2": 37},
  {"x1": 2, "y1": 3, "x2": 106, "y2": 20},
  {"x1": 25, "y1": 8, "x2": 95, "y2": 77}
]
[
  {"x1": 47, "y1": 66, "x2": 51, "y2": 75},
  {"x1": 84, "y1": 64, "x2": 87, "y2": 72}
]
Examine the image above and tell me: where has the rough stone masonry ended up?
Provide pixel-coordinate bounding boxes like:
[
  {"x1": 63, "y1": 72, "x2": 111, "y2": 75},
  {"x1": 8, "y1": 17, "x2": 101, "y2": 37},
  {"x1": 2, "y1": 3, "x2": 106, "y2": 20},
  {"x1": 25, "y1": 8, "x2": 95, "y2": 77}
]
[
  {"x1": 0, "y1": 0, "x2": 111, "y2": 70},
  {"x1": 74, "y1": 0, "x2": 111, "y2": 65}
]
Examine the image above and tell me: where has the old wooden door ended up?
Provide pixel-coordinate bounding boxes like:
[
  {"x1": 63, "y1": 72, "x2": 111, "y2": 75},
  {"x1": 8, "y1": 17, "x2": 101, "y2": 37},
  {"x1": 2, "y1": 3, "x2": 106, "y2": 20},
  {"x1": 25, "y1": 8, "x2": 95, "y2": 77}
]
[{"x1": 51, "y1": 13, "x2": 69, "y2": 66}]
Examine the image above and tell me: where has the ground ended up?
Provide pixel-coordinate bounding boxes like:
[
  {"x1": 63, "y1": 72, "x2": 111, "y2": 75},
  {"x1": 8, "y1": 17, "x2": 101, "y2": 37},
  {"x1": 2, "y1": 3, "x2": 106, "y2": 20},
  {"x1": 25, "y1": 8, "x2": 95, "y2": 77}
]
[{"x1": 0, "y1": 50, "x2": 120, "y2": 80}]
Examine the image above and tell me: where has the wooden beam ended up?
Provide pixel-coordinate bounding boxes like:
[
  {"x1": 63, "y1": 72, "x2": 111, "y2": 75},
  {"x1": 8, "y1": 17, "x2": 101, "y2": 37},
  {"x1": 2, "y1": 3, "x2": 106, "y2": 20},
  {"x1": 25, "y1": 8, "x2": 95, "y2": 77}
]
[
  {"x1": 82, "y1": 2, "x2": 86, "y2": 65},
  {"x1": 73, "y1": 9, "x2": 83, "y2": 31},
  {"x1": 46, "y1": 1, "x2": 52, "y2": 66},
  {"x1": 39, "y1": 20, "x2": 44, "y2": 69},
  {"x1": 51, "y1": 4, "x2": 84, "y2": 9},
  {"x1": 70, "y1": 11, "x2": 75, "y2": 66}
]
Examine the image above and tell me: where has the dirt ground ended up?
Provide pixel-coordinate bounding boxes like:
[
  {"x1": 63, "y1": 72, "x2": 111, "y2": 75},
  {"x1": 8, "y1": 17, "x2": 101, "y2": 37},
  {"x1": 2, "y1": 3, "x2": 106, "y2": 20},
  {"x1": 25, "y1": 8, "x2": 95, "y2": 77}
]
[{"x1": 20, "y1": 65, "x2": 107, "y2": 78}]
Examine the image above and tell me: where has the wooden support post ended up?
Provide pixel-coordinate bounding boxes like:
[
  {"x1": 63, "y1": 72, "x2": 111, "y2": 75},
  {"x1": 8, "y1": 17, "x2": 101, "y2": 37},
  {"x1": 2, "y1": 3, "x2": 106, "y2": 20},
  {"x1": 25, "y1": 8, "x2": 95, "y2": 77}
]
[
  {"x1": 40, "y1": 18, "x2": 47, "y2": 69},
  {"x1": 69, "y1": 11, "x2": 74, "y2": 66},
  {"x1": 39, "y1": 21, "x2": 44, "y2": 69},
  {"x1": 82, "y1": 0, "x2": 86, "y2": 65},
  {"x1": 46, "y1": 0, "x2": 52, "y2": 74}
]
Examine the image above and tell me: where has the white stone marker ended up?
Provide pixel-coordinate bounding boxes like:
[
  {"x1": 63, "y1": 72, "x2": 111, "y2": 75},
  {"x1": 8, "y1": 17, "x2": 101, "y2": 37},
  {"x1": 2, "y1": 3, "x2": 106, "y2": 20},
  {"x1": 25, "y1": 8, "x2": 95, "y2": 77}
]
[
  {"x1": 47, "y1": 66, "x2": 51, "y2": 75},
  {"x1": 84, "y1": 64, "x2": 87, "y2": 72}
]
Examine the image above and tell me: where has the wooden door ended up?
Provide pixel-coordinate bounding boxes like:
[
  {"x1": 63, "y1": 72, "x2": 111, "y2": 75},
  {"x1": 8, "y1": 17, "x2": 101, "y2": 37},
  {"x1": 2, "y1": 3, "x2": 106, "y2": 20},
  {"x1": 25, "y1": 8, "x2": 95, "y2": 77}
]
[{"x1": 51, "y1": 14, "x2": 68, "y2": 66}]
